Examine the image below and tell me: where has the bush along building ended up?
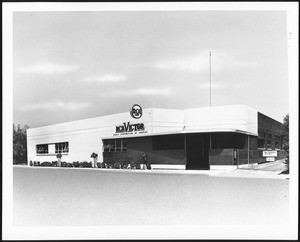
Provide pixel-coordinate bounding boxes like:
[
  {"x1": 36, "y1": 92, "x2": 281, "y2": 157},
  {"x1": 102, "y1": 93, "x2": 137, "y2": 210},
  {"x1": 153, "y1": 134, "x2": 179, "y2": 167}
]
[{"x1": 27, "y1": 104, "x2": 286, "y2": 170}]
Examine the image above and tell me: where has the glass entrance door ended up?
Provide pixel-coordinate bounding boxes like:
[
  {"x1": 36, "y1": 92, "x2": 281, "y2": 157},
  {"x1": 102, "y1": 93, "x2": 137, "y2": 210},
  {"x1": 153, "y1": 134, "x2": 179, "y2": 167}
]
[{"x1": 186, "y1": 134, "x2": 210, "y2": 170}]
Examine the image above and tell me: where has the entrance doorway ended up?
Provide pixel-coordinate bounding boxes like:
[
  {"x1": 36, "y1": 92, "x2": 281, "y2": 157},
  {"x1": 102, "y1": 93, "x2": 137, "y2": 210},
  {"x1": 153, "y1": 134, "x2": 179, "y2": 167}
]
[{"x1": 186, "y1": 134, "x2": 210, "y2": 170}]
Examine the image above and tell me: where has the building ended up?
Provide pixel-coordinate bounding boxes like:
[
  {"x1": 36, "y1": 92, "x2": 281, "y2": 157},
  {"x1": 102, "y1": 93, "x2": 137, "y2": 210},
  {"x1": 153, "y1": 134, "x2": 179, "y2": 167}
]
[{"x1": 27, "y1": 104, "x2": 286, "y2": 169}]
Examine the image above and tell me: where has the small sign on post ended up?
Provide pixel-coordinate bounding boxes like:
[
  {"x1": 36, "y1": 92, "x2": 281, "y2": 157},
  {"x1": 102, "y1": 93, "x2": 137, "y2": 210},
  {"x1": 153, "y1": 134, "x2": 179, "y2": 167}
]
[
  {"x1": 266, "y1": 157, "x2": 275, "y2": 162},
  {"x1": 262, "y1": 150, "x2": 277, "y2": 157}
]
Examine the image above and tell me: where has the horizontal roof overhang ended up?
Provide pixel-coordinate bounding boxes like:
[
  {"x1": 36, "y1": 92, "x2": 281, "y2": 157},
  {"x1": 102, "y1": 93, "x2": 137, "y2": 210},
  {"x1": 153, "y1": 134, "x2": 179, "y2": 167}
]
[{"x1": 102, "y1": 128, "x2": 258, "y2": 140}]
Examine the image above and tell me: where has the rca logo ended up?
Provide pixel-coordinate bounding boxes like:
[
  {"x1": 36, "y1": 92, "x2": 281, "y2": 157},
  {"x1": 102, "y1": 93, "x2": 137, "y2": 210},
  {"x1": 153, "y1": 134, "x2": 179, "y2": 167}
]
[{"x1": 130, "y1": 104, "x2": 142, "y2": 119}]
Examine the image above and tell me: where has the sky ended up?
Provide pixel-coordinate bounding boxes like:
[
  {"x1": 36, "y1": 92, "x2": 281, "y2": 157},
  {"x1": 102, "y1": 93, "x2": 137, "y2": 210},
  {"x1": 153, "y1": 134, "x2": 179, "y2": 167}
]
[{"x1": 13, "y1": 9, "x2": 290, "y2": 128}]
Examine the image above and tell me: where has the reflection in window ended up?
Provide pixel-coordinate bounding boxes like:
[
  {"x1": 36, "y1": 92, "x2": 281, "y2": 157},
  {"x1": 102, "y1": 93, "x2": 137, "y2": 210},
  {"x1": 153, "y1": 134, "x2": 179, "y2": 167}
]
[
  {"x1": 36, "y1": 144, "x2": 48, "y2": 154},
  {"x1": 102, "y1": 139, "x2": 127, "y2": 152},
  {"x1": 153, "y1": 134, "x2": 184, "y2": 150},
  {"x1": 55, "y1": 142, "x2": 69, "y2": 153}
]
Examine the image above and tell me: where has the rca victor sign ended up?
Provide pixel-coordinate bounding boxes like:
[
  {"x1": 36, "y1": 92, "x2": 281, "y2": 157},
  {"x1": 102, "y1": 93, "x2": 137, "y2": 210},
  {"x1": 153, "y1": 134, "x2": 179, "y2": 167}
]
[
  {"x1": 116, "y1": 122, "x2": 145, "y2": 133},
  {"x1": 114, "y1": 122, "x2": 147, "y2": 136},
  {"x1": 130, "y1": 104, "x2": 142, "y2": 119},
  {"x1": 114, "y1": 104, "x2": 147, "y2": 136}
]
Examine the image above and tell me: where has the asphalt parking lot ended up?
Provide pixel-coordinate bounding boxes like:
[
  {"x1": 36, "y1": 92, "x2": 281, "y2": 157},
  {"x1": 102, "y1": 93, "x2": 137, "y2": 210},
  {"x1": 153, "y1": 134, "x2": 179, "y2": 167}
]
[{"x1": 13, "y1": 164, "x2": 289, "y2": 227}]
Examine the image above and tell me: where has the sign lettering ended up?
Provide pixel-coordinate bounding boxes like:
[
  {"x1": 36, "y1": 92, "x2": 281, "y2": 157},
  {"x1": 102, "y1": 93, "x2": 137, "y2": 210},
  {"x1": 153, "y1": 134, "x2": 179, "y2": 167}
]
[
  {"x1": 262, "y1": 150, "x2": 277, "y2": 157},
  {"x1": 266, "y1": 157, "x2": 275, "y2": 162},
  {"x1": 115, "y1": 122, "x2": 145, "y2": 134}
]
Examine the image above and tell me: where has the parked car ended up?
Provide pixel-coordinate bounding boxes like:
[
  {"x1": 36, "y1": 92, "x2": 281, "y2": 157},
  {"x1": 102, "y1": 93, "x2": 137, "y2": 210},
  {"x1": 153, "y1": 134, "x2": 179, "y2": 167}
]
[{"x1": 284, "y1": 155, "x2": 289, "y2": 164}]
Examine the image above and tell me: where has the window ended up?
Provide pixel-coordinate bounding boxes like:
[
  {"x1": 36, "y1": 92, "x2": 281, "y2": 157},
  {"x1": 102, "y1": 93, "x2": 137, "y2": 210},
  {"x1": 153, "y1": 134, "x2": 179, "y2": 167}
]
[
  {"x1": 55, "y1": 142, "x2": 69, "y2": 153},
  {"x1": 153, "y1": 134, "x2": 184, "y2": 150},
  {"x1": 103, "y1": 139, "x2": 127, "y2": 152},
  {"x1": 258, "y1": 139, "x2": 265, "y2": 149},
  {"x1": 122, "y1": 140, "x2": 127, "y2": 151},
  {"x1": 36, "y1": 144, "x2": 48, "y2": 154},
  {"x1": 266, "y1": 140, "x2": 272, "y2": 149},
  {"x1": 116, "y1": 139, "x2": 121, "y2": 151},
  {"x1": 275, "y1": 142, "x2": 281, "y2": 150},
  {"x1": 36, "y1": 142, "x2": 69, "y2": 154},
  {"x1": 258, "y1": 132, "x2": 266, "y2": 139},
  {"x1": 103, "y1": 140, "x2": 109, "y2": 152},
  {"x1": 274, "y1": 135, "x2": 281, "y2": 141},
  {"x1": 266, "y1": 133, "x2": 272, "y2": 139}
]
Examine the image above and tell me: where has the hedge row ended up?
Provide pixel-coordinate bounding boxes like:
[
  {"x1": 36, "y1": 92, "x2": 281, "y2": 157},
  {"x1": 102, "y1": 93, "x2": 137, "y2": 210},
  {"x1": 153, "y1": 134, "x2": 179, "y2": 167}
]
[{"x1": 29, "y1": 160, "x2": 150, "y2": 169}]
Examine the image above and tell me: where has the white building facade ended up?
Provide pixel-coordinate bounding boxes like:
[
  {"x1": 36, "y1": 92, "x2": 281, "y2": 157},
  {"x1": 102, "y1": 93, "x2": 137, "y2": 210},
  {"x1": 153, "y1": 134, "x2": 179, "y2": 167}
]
[{"x1": 27, "y1": 104, "x2": 284, "y2": 169}]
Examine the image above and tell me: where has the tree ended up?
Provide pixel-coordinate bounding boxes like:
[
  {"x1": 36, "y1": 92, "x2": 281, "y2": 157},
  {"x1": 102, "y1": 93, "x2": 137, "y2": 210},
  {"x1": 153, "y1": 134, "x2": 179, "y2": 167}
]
[
  {"x1": 282, "y1": 114, "x2": 289, "y2": 170},
  {"x1": 13, "y1": 123, "x2": 29, "y2": 164},
  {"x1": 91, "y1": 152, "x2": 98, "y2": 168}
]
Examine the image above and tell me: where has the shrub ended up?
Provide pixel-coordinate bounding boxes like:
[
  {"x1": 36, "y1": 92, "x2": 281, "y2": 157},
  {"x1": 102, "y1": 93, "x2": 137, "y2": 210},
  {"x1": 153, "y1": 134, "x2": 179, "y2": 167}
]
[
  {"x1": 113, "y1": 162, "x2": 121, "y2": 169},
  {"x1": 37, "y1": 161, "x2": 40, "y2": 166},
  {"x1": 29, "y1": 160, "x2": 33, "y2": 166},
  {"x1": 80, "y1": 161, "x2": 92, "y2": 168},
  {"x1": 41, "y1": 161, "x2": 52, "y2": 167},
  {"x1": 121, "y1": 162, "x2": 129, "y2": 169},
  {"x1": 91, "y1": 152, "x2": 98, "y2": 159},
  {"x1": 130, "y1": 162, "x2": 138, "y2": 169}
]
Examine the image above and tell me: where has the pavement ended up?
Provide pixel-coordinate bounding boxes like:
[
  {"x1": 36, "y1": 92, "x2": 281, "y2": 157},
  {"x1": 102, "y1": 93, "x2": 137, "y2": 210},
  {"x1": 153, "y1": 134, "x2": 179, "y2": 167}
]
[
  {"x1": 13, "y1": 165, "x2": 289, "y2": 227},
  {"x1": 216, "y1": 159, "x2": 289, "y2": 179},
  {"x1": 17, "y1": 159, "x2": 289, "y2": 180}
]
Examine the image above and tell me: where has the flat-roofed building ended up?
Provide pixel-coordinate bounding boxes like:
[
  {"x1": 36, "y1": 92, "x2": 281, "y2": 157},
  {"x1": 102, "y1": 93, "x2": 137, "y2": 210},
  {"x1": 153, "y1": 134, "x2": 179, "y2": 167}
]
[{"x1": 27, "y1": 104, "x2": 286, "y2": 169}]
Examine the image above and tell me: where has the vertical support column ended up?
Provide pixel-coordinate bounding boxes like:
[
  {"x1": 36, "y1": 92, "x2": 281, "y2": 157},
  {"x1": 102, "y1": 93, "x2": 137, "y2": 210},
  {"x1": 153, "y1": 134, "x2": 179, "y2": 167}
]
[
  {"x1": 209, "y1": 133, "x2": 212, "y2": 166},
  {"x1": 248, "y1": 135, "x2": 250, "y2": 167},
  {"x1": 184, "y1": 134, "x2": 187, "y2": 170}
]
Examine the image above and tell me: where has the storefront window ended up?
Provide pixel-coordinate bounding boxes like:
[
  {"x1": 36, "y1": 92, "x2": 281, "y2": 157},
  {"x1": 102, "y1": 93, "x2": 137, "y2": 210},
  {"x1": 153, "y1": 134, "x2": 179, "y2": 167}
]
[
  {"x1": 109, "y1": 140, "x2": 115, "y2": 152},
  {"x1": 153, "y1": 134, "x2": 184, "y2": 150},
  {"x1": 116, "y1": 139, "x2": 121, "y2": 151},
  {"x1": 103, "y1": 139, "x2": 127, "y2": 152},
  {"x1": 122, "y1": 140, "x2": 127, "y2": 151},
  {"x1": 103, "y1": 140, "x2": 109, "y2": 152}
]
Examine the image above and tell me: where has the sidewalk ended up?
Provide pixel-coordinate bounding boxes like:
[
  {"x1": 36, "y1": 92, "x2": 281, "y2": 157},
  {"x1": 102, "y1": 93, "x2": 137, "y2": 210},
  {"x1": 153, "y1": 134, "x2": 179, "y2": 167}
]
[{"x1": 216, "y1": 159, "x2": 289, "y2": 179}]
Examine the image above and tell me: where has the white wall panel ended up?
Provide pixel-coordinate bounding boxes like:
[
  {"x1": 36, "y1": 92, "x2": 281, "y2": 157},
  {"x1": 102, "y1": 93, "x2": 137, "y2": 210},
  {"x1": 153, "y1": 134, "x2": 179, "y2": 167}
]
[
  {"x1": 184, "y1": 105, "x2": 258, "y2": 135},
  {"x1": 27, "y1": 105, "x2": 258, "y2": 165}
]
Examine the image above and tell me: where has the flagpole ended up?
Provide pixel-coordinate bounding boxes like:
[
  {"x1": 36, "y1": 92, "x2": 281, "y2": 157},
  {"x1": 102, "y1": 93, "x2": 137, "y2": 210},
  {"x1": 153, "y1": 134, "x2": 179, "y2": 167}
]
[{"x1": 209, "y1": 51, "x2": 212, "y2": 108}]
